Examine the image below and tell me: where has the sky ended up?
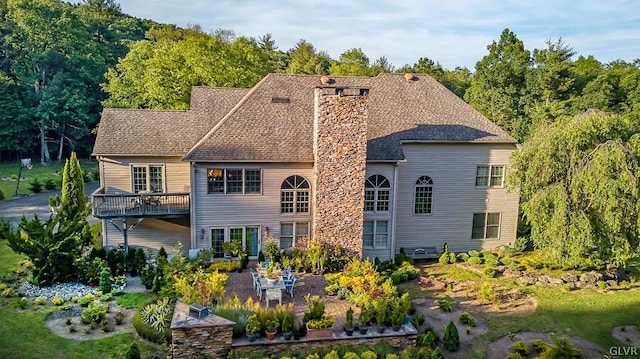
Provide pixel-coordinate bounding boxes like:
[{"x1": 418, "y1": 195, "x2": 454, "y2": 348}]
[{"x1": 116, "y1": 0, "x2": 640, "y2": 70}]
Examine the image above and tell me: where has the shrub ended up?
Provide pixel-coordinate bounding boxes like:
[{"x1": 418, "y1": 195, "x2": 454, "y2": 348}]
[
  {"x1": 483, "y1": 253, "x2": 500, "y2": 266},
  {"x1": 125, "y1": 342, "x2": 141, "y2": 359},
  {"x1": 431, "y1": 347, "x2": 445, "y2": 359},
  {"x1": 514, "y1": 236, "x2": 532, "y2": 252},
  {"x1": 506, "y1": 353, "x2": 524, "y2": 359},
  {"x1": 101, "y1": 293, "x2": 113, "y2": 302},
  {"x1": 2, "y1": 288, "x2": 15, "y2": 297},
  {"x1": 52, "y1": 295, "x2": 65, "y2": 306},
  {"x1": 34, "y1": 296, "x2": 46, "y2": 305},
  {"x1": 478, "y1": 282, "x2": 496, "y2": 303},
  {"x1": 512, "y1": 340, "x2": 529, "y2": 355},
  {"x1": 360, "y1": 351, "x2": 377, "y2": 359},
  {"x1": 531, "y1": 339, "x2": 550, "y2": 353},
  {"x1": 78, "y1": 294, "x2": 94, "y2": 307},
  {"x1": 468, "y1": 250, "x2": 480, "y2": 257},
  {"x1": 18, "y1": 297, "x2": 28, "y2": 309},
  {"x1": 115, "y1": 309, "x2": 126, "y2": 325},
  {"x1": 443, "y1": 321, "x2": 460, "y2": 351},
  {"x1": 436, "y1": 299, "x2": 454, "y2": 312},
  {"x1": 134, "y1": 297, "x2": 173, "y2": 343},
  {"x1": 0, "y1": 188, "x2": 4, "y2": 200},
  {"x1": 539, "y1": 335, "x2": 583, "y2": 358},
  {"x1": 438, "y1": 252, "x2": 450, "y2": 264},
  {"x1": 28, "y1": 177, "x2": 42, "y2": 193},
  {"x1": 81, "y1": 300, "x2": 107, "y2": 324},
  {"x1": 482, "y1": 266, "x2": 496, "y2": 278},
  {"x1": 99, "y1": 268, "x2": 112, "y2": 293},
  {"x1": 458, "y1": 312, "x2": 475, "y2": 327},
  {"x1": 448, "y1": 252, "x2": 457, "y2": 263},
  {"x1": 208, "y1": 261, "x2": 240, "y2": 272},
  {"x1": 467, "y1": 256, "x2": 483, "y2": 265},
  {"x1": 43, "y1": 178, "x2": 57, "y2": 190},
  {"x1": 417, "y1": 331, "x2": 438, "y2": 349}
]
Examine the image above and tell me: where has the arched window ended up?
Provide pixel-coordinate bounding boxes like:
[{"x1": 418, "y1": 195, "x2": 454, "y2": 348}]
[
  {"x1": 364, "y1": 175, "x2": 390, "y2": 212},
  {"x1": 414, "y1": 176, "x2": 433, "y2": 214},
  {"x1": 281, "y1": 175, "x2": 310, "y2": 213}
]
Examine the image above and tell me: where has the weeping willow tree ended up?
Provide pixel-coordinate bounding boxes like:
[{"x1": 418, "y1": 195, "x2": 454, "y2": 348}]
[{"x1": 507, "y1": 110, "x2": 640, "y2": 266}]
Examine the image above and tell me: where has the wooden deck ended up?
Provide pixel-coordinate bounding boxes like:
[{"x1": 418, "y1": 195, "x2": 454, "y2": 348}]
[{"x1": 91, "y1": 187, "x2": 190, "y2": 218}]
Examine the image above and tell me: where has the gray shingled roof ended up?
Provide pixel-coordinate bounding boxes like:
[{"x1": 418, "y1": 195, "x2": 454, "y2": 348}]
[
  {"x1": 92, "y1": 87, "x2": 249, "y2": 156},
  {"x1": 183, "y1": 73, "x2": 517, "y2": 162}
]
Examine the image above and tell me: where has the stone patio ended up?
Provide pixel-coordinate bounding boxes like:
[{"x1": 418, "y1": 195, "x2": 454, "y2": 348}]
[{"x1": 223, "y1": 262, "x2": 354, "y2": 330}]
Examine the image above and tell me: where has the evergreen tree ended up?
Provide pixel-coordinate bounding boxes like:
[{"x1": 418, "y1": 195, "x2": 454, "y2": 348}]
[
  {"x1": 125, "y1": 342, "x2": 141, "y2": 359},
  {"x1": 443, "y1": 320, "x2": 460, "y2": 351}
]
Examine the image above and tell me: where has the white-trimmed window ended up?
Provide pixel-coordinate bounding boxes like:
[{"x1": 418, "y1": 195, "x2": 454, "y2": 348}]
[
  {"x1": 364, "y1": 175, "x2": 390, "y2": 212},
  {"x1": 210, "y1": 226, "x2": 260, "y2": 258},
  {"x1": 280, "y1": 222, "x2": 309, "y2": 250},
  {"x1": 281, "y1": 175, "x2": 310, "y2": 214},
  {"x1": 414, "y1": 176, "x2": 433, "y2": 214},
  {"x1": 476, "y1": 165, "x2": 504, "y2": 187},
  {"x1": 132, "y1": 165, "x2": 164, "y2": 193},
  {"x1": 471, "y1": 213, "x2": 501, "y2": 239},
  {"x1": 207, "y1": 168, "x2": 261, "y2": 194},
  {"x1": 363, "y1": 220, "x2": 388, "y2": 248}
]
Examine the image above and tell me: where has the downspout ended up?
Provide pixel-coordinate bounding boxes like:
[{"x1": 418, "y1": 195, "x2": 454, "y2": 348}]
[
  {"x1": 391, "y1": 161, "x2": 400, "y2": 262},
  {"x1": 189, "y1": 162, "x2": 197, "y2": 250}
]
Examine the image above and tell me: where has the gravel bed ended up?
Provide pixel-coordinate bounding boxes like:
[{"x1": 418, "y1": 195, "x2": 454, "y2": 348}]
[
  {"x1": 46, "y1": 308, "x2": 84, "y2": 321},
  {"x1": 19, "y1": 282, "x2": 96, "y2": 300}
]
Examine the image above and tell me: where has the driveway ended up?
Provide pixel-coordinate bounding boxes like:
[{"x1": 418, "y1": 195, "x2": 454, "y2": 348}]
[{"x1": 0, "y1": 182, "x2": 100, "y2": 225}]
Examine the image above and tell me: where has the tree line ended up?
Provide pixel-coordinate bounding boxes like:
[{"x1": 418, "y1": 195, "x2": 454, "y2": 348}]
[{"x1": 2, "y1": 1, "x2": 640, "y2": 265}]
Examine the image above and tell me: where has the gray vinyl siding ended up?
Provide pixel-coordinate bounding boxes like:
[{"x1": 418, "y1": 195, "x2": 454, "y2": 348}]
[
  {"x1": 394, "y1": 143, "x2": 519, "y2": 254},
  {"x1": 99, "y1": 156, "x2": 190, "y2": 193},
  {"x1": 192, "y1": 162, "x2": 313, "y2": 251},
  {"x1": 98, "y1": 156, "x2": 191, "y2": 252},
  {"x1": 103, "y1": 217, "x2": 190, "y2": 251},
  {"x1": 362, "y1": 163, "x2": 396, "y2": 261}
]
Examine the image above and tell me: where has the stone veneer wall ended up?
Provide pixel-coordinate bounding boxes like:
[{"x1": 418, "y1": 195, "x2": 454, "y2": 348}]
[
  {"x1": 233, "y1": 333, "x2": 417, "y2": 356},
  {"x1": 170, "y1": 301, "x2": 235, "y2": 359},
  {"x1": 312, "y1": 87, "x2": 369, "y2": 257}
]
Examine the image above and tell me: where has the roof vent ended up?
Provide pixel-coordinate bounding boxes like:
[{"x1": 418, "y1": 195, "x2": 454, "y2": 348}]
[
  {"x1": 320, "y1": 75, "x2": 331, "y2": 84},
  {"x1": 404, "y1": 73, "x2": 415, "y2": 81},
  {"x1": 271, "y1": 97, "x2": 290, "y2": 104},
  {"x1": 188, "y1": 304, "x2": 210, "y2": 319}
]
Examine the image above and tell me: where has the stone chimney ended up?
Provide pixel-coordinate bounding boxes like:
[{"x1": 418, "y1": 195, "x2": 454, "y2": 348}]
[{"x1": 312, "y1": 86, "x2": 369, "y2": 257}]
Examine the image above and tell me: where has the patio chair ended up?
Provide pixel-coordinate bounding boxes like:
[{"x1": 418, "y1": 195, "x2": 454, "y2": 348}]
[
  {"x1": 261, "y1": 260, "x2": 270, "y2": 268},
  {"x1": 284, "y1": 276, "x2": 296, "y2": 297},
  {"x1": 250, "y1": 269, "x2": 259, "y2": 289},
  {"x1": 255, "y1": 278, "x2": 264, "y2": 301},
  {"x1": 265, "y1": 288, "x2": 282, "y2": 307}
]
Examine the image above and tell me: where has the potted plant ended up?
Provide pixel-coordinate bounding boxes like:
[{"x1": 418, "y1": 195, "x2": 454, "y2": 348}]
[
  {"x1": 357, "y1": 305, "x2": 372, "y2": 335},
  {"x1": 373, "y1": 298, "x2": 388, "y2": 334},
  {"x1": 344, "y1": 307, "x2": 355, "y2": 336},
  {"x1": 264, "y1": 237, "x2": 280, "y2": 262},
  {"x1": 265, "y1": 318, "x2": 279, "y2": 340},
  {"x1": 266, "y1": 262, "x2": 283, "y2": 284},
  {"x1": 303, "y1": 294, "x2": 334, "y2": 339},
  {"x1": 245, "y1": 314, "x2": 261, "y2": 342},
  {"x1": 281, "y1": 314, "x2": 294, "y2": 340}
]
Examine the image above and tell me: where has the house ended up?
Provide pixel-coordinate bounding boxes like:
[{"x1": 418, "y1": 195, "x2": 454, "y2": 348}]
[{"x1": 91, "y1": 73, "x2": 519, "y2": 261}]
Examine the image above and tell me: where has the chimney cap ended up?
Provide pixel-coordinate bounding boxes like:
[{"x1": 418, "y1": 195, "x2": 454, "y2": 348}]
[
  {"x1": 404, "y1": 73, "x2": 415, "y2": 81},
  {"x1": 320, "y1": 75, "x2": 331, "y2": 84}
]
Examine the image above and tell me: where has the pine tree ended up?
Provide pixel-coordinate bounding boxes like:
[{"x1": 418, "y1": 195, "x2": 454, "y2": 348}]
[{"x1": 443, "y1": 320, "x2": 460, "y2": 351}]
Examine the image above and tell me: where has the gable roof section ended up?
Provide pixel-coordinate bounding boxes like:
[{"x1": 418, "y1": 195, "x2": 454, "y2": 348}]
[
  {"x1": 92, "y1": 87, "x2": 249, "y2": 156},
  {"x1": 183, "y1": 73, "x2": 516, "y2": 162}
]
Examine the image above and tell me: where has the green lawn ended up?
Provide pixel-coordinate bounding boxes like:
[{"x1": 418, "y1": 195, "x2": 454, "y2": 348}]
[
  {"x1": 0, "y1": 305, "x2": 144, "y2": 359},
  {"x1": 410, "y1": 261, "x2": 640, "y2": 357},
  {"x1": 0, "y1": 159, "x2": 97, "y2": 200}
]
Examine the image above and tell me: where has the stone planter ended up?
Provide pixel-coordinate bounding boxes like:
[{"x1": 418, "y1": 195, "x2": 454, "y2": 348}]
[
  {"x1": 376, "y1": 325, "x2": 386, "y2": 334},
  {"x1": 283, "y1": 331, "x2": 293, "y2": 340},
  {"x1": 306, "y1": 325, "x2": 333, "y2": 339},
  {"x1": 344, "y1": 326, "x2": 354, "y2": 336},
  {"x1": 358, "y1": 326, "x2": 369, "y2": 335}
]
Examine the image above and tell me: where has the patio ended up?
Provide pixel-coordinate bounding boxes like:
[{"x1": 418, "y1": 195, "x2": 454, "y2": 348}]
[{"x1": 223, "y1": 262, "x2": 353, "y2": 330}]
